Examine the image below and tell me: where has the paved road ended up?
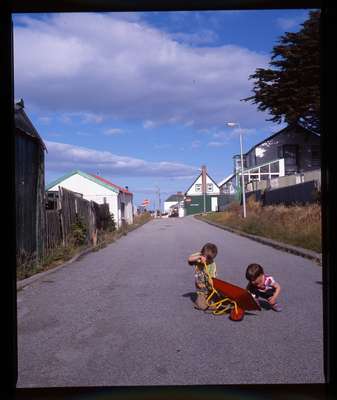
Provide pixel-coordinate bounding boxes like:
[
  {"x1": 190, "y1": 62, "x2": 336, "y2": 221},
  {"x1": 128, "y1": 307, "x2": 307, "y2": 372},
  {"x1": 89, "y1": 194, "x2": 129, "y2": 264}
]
[{"x1": 16, "y1": 217, "x2": 324, "y2": 387}]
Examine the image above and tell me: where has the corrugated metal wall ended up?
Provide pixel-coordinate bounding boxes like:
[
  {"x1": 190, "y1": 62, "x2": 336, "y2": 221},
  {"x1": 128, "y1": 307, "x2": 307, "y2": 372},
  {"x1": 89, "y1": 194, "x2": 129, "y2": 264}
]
[
  {"x1": 245, "y1": 181, "x2": 319, "y2": 206},
  {"x1": 184, "y1": 195, "x2": 212, "y2": 215},
  {"x1": 218, "y1": 194, "x2": 237, "y2": 211},
  {"x1": 15, "y1": 131, "x2": 45, "y2": 262}
]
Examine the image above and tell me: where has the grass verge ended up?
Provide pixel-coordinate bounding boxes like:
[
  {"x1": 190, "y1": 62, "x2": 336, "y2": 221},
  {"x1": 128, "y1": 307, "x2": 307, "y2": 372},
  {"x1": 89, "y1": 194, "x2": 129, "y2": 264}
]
[
  {"x1": 16, "y1": 243, "x2": 88, "y2": 281},
  {"x1": 17, "y1": 212, "x2": 152, "y2": 281},
  {"x1": 199, "y1": 198, "x2": 321, "y2": 253},
  {"x1": 94, "y1": 212, "x2": 152, "y2": 250}
]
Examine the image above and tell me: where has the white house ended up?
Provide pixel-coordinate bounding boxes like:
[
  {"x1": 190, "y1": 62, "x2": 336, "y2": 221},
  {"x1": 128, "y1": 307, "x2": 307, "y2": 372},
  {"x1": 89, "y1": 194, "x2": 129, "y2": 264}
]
[
  {"x1": 163, "y1": 192, "x2": 184, "y2": 214},
  {"x1": 218, "y1": 173, "x2": 237, "y2": 194},
  {"x1": 218, "y1": 123, "x2": 320, "y2": 194},
  {"x1": 46, "y1": 170, "x2": 133, "y2": 228},
  {"x1": 184, "y1": 166, "x2": 220, "y2": 215}
]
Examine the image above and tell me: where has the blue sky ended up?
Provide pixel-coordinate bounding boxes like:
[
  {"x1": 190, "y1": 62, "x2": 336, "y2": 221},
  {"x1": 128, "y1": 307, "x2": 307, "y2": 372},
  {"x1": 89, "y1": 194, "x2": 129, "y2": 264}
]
[{"x1": 13, "y1": 9, "x2": 315, "y2": 209}]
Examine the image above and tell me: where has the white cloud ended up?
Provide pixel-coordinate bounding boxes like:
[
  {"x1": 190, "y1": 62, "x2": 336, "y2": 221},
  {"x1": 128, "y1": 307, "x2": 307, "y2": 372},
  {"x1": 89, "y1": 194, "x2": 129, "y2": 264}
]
[
  {"x1": 14, "y1": 13, "x2": 269, "y2": 130},
  {"x1": 227, "y1": 127, "x2": 257, "y2": 138},
  {"x1": 206, "y1": 131, "x2": 230, "y2": 147},
  {"x1": 143, "y1": 120, "x2": 157, "y2": 129},
  {"x1": 60, "y1": 114, "x2": 72, "y2": 124},
  {"x1": 212, "y1": 131, "x2": 229, "y2": 139},
  {"x1": 45, "y1": 140, "x2": 198, "y2": 178},
  {"x1": 81, "y1": 113, "x2": 104, "y2": 124},
  {"x1": 170, "y1": 175, "x2": 196, "y2": 180},
  {"x1": 198, "y1": 128, "x2": 211, "y2": 134},
  {"x1": 170, "y1": 30, "x2": 218, "y2": 46},
  {"x1": 104, "y1": 128, "x2": 124, "y2": 135},
  {"x1": 276, "y1": 14, "x2": 308, "y2": 31},
  {"x1": 59, "y1": 112, "x2": 104, "y2": 124},
  {"x1": 38, "y1": 116, "x2": 51, "y2": 124}
]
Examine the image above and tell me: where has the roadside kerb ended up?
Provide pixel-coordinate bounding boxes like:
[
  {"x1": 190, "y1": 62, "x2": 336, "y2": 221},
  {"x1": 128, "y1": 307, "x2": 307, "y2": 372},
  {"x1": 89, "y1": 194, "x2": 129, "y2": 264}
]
[
  {"x1": 17, "y1": 247, "x2": 94, "y2": 291},
  {"x1": 194, "y1": 214, "x2": 322, "y2": 266}
]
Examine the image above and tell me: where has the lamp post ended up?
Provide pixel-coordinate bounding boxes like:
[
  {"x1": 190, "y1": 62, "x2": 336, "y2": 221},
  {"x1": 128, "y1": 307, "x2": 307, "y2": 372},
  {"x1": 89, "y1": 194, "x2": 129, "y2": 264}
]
[{"x1": 227, "y1": 122, "x2": 247, "y2": 218}]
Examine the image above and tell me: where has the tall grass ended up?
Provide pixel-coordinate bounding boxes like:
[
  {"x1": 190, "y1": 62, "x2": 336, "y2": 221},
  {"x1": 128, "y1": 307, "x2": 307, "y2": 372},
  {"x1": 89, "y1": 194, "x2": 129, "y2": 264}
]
[{"x1": 203, "y1": 198, "x2": 321, "y2": 253}]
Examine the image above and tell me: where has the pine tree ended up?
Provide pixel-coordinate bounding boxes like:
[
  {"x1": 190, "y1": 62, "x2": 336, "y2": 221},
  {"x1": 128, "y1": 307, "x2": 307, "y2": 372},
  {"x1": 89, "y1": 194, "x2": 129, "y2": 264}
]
[{"x1": 243, "y1": 10, "x2": 320, "y2": 133}]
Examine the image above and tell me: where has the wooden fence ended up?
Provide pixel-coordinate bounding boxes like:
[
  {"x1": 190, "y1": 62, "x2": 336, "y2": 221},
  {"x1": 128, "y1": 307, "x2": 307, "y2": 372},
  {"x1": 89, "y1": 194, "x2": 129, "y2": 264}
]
[
  {"x1": 44, "y1": 210, "x2": 62, "y2": 252},
  {"x1": 44, "y1": 187, "x2": 111, "y2": 255}
]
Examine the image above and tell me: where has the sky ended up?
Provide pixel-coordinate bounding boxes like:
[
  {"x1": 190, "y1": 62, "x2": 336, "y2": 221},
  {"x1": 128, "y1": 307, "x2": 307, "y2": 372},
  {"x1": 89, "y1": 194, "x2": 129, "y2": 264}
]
[{"x1": 13, "y1": 9, "x2": 314, "y2": 210}]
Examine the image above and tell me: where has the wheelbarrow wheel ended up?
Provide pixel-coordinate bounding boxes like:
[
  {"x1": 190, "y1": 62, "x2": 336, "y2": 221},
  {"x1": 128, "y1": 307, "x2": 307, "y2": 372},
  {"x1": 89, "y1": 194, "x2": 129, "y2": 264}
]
[{"x1": 229, "y1": 306, "x2": 245, "y2": 321}]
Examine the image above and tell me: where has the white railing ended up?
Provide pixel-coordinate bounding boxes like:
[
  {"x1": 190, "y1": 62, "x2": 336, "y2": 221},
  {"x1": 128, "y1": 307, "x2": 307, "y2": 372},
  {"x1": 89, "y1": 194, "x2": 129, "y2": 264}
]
[
  {"x1": 238, "y1": 158, "x2": 285, "y2": 182},
  {"x1": 246, "y1": 168, "x2": 321, "y2": 192}
]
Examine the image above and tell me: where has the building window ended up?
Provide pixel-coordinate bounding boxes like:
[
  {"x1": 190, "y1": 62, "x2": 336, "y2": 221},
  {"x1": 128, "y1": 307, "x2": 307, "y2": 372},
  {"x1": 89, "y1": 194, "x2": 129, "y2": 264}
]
[
  {"x1": 207, "y1": 183, "x2": 213, "y2": 192},
  {"x1": 233, "y1": 156, "x2": 240, "y2": 172},
  {"x1": 234, "y1": 155, "x2": 247, "y2": 172},
  {"x1": 195, "y1": 184, "x2": 201, "y2": 192},
  {"x1": 249, "y1": 152, "x2": 255, "y2": 168},
  {"x1": 277, "y1": 146, "x2": 283, "y2": 158},
  {"x1": 311, "y1": 145, "x2": 320, "y2": 167},
  {"x1": 283, "y1": 145, "x2": 298, "y2": 166}
]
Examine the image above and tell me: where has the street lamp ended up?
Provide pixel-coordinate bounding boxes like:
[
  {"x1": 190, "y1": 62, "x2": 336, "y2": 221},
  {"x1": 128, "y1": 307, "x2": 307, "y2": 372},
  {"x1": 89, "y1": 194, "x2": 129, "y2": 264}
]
[{"x1": 226, "y1": 122, "x2": 247, "y2": 218}]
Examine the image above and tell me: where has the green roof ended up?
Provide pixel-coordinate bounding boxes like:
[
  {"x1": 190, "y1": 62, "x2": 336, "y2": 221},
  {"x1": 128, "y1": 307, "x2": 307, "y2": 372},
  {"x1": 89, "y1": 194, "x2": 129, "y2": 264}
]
[
  {"x1": 165, "y1": 194, "x2": 184, "y2": 202},
  {"x1": 45, "y1": 170, "x2": 119, "y2": 193}
]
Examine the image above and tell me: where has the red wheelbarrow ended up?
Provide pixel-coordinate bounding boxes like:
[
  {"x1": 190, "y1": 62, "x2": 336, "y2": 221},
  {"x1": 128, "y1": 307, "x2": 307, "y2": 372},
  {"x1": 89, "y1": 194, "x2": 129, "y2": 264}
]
[{"x1": 206, "y1": 277, "x2": 261, "y2": 320}]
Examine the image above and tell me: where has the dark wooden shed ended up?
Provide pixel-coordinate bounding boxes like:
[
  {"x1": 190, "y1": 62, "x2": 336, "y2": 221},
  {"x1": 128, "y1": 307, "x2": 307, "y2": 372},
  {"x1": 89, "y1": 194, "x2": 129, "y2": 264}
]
[{"x1": 15, "y1": 99, "x2": 47, "y2": 264}]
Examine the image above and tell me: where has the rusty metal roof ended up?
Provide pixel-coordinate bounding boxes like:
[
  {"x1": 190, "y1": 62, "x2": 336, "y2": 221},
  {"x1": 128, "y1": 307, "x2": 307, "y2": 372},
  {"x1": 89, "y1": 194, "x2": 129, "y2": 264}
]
[{"x1": 14, "y1": 100, "x2": 47, "y2": 151}]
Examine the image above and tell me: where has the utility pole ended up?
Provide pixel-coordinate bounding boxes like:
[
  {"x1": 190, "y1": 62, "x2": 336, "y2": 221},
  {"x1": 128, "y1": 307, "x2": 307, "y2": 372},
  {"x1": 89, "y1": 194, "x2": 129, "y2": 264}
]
[
  {"x1": 155, "y1": 185, "x2": 161, "y2": 217},
  {"x1": 201, "y1": 165, "x2": 207, "y2": 213},
  {"x1": 227, "y1": 122, "x2": 247, "y2": 218},
  {"x1": 239, "y1": 129, "x2": 247, "y2": 218}
]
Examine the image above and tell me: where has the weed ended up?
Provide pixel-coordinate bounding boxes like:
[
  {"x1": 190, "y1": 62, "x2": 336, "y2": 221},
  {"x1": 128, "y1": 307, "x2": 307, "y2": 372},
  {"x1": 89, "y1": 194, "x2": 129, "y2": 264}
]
[{"x1": 70, "y1": 215, "x2": 88, "y2": 246}]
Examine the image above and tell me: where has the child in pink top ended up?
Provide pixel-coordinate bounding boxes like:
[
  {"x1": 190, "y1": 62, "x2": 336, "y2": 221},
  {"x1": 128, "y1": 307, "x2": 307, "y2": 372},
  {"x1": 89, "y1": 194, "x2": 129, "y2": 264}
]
[{"x1": 245, "y1": 263, "x2": 282, "y2": 312}]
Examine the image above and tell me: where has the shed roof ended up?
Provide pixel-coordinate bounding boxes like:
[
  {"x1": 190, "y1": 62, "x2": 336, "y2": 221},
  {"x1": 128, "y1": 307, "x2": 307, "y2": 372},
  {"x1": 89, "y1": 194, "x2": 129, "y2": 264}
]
[
  {"x1": 89, "y1": 174, "x2": 132, "y2": 195},
  {"x1": 46, "y1": 170, "x2": 132, "y2": 195},
  {"x1": 14, "y1": 100, "x2": 47, "y2": 151},
  {"x1": 165, "y1": 194, "x2": 184, "y2": 202},
  {"x1": 218, "y1": 173, "x2": 235, "y2": 187}
]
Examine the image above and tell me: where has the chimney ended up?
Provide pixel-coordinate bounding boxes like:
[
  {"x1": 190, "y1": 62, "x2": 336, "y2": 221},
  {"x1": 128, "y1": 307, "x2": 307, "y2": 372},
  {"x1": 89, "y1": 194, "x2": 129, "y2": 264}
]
[{"x1": 201, "y1": 165, "x2": 207, "y2": 194}]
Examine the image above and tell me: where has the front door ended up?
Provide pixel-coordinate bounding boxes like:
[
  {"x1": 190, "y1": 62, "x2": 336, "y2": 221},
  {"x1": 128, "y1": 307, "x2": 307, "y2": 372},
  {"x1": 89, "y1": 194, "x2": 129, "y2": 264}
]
[{"x1": 211, "y1": 197, "x2": 218, "y2": 212}]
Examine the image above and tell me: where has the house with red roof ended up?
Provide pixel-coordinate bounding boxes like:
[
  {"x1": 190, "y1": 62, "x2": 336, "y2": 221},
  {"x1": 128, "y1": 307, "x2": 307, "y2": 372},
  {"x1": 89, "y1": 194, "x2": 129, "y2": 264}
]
[{"x1": 46, "y1": 170, "x2": 133, "y2": 227}]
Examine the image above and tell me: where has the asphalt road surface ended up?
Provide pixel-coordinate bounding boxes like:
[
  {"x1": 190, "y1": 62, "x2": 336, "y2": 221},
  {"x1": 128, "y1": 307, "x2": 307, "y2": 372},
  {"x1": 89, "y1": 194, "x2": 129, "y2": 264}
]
[{"x1": 16, "y1": 216, "x2": 324, "y2": 387}]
